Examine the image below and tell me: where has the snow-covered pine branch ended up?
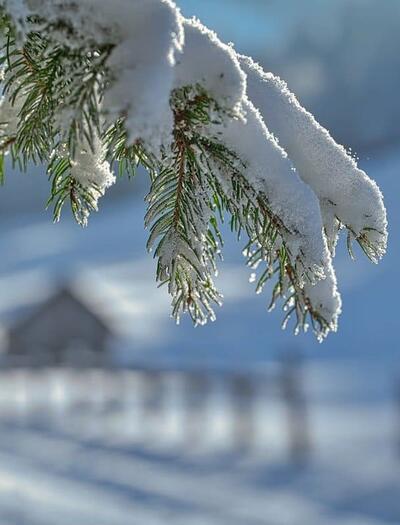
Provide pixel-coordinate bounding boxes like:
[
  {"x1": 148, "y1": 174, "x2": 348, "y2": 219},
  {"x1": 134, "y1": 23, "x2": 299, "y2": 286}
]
[{"x1": 0, "y1": 1, "x2": 388, "y2": 341}]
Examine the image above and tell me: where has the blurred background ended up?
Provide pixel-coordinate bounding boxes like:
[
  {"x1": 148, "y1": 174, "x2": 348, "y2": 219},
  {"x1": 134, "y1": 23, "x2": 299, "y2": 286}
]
[{"x1": 0, "y1": 1, "x2": 399, "y2": 523}]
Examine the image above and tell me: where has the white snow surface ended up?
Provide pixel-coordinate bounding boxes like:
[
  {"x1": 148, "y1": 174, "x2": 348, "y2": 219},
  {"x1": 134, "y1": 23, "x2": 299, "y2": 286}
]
[
  {"x1": 0, "y1": 69, "x2": 26, "y2": 139},
  {"x1": 212, "y1": 98, "x2": 327, "y2": 269},
  {"x1": 3, "y1": 0, "x2": 184, "y2": 150},
  {"x1": 240, "y1": 55, "x2": 388, "y2": 260},
  {"x1": 70, "y1": 144, "x2": 114, "y2": 194},
  {"x1": 174, "y1": 18, "x2": 246, "y2": 110},
  {"x1": 68, "y1": 135, "x2": 115, "y2": 214},
  {"x1": 0, "y1": 93, "x2": 21, "y2": 138},
  {"x1": 0, "y1": 362, "x2": 399, "y2": 525},
  {"x1": 100, "y1": 0, "x2": 183, "y2": 150},
  {"x1": 208, "y1": 98, "x2": 341, "y2": 333}
]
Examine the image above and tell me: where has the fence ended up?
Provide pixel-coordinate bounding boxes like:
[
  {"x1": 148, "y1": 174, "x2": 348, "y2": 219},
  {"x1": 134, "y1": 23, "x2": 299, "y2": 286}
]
[{"x1": 0, "y1": 361, "x2": 311, "y2": 460}]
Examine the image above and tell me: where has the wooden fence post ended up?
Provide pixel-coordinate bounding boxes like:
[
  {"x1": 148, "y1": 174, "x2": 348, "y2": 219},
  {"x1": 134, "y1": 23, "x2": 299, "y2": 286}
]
[
  {"x1": 182, "y1": 370, "x2": 210, "y2": 447},
  {"x1": 141, "y1": 369, "x2": 166, "y2": 438},
  {"x1": 230, "y1": 372, "x2": 256, "y2": 451},
  {"x1": 280, "y1": 353, "x2": 312, "y2": 463}
]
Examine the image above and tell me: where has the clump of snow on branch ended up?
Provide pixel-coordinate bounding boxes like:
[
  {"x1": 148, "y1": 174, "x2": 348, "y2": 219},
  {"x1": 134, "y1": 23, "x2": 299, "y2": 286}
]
[
  {"x1": 100, "y1": 0, "x2": 183, "y2": 150},
  {"x1": 303, "y1": 266, "x2": 341, "y2": 335},
  {"x1": 174, "y1": 18, "x2": 246, "y2": 111},
  {"x1": 0, "y1": 69, "x2": 24, "y2": 140},
  {"x1": 174, "y1": 21, "x2": 341, "y2": 336},
  {"x1": 68, "y1": 136, "x2": 115, "y2": 198},
  {"x1": 240, "y1": 55, "x2": 388, "y2": 261},
  {"x1": 0, "y1": 90, "x2": 19, "y2": 138},
  {"x1": 0, "y1": 0, "x2": 388, "y2": 340},
  {"x1": 3, "y1": 0, "x2": 184, "y2": 150},
  {"x1": 216, "y1": 99, "x2": 342, "y2": 334},
  {"x1": 213, "y1": 97, "x2": 328, "y2": 272}
]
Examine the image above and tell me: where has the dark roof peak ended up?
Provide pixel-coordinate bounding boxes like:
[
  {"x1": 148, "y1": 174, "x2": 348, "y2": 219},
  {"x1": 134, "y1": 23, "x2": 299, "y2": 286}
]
[{"x1": 8, "y1": 283, "x2": 113, "y2": 337}]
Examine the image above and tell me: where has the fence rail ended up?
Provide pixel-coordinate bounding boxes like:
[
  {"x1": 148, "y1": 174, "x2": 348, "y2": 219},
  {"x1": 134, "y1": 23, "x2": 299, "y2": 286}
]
[{"x1": 0, "y1": 363, "x2": 311, "y2": 459}]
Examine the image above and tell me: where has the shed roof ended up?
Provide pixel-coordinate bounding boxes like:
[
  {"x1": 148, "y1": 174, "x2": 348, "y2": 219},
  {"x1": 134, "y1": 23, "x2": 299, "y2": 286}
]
[{"x1": 8, "y1": 284, "x2": 113, "y2": 339}]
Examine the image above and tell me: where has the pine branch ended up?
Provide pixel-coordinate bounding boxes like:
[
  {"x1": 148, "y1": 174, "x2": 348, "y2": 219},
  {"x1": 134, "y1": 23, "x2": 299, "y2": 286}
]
[
  {"x1": 0, "y1": 23, "x2": 335, "y2": 335},
  {"x1": 46, "y1": 149, "x2": 102, "y2": 226},
  {"x1": 184, "y1": 103, "x2": 332, "y2": 337},
  {"x1": 1, "y1": 23, "x2": 113, "y2": 165},
  {"x1": 0, "y1": 4, "x2": 386, "y2": 341},
  {"x1": 145, "y1": 87, "x2": 222, "y2": 325},
  {"x1": 141, "y1": 85, "x2": 332, "y2": 335}
]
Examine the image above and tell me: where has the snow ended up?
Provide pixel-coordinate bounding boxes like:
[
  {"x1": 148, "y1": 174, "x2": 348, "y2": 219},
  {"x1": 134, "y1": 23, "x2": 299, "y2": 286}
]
[
  {"x1": 240, "y1": 56, "x2": 388, "y2": 260},
  {"x1": 209, "y1": 98, "x2": 341, "y2": 335},
  {"x1": 67, "y1": 135, "x2": 115, "y2": 212},
  {"x1": 213, "y1": 98, "x2": 326, "y2": 271},
  {"x1": 101, "y1": 0, "x2": 183, "y2": 150},
  {"x1": 3, "y1": 0, "x2": 184, "y2": 151},
  {"x1": 0, "y1": 92, "x2": 20, "y2": 139},
  {"x1": 0, "y1": 362, "x2": 399, "y2": 525},
  {"x1": 0, "y1": 68, "x2": 26, "y2": 140},
  {"x1": 303, "y1": 267, "x2": 341, "y2": 333},
  {"x1": 174, "y1": 18, "x2": 246, "y2": 111}
]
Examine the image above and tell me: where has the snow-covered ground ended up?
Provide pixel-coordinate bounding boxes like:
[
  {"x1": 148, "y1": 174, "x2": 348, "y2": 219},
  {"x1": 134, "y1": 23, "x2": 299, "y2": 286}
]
[{"x1": 0, "y1": 361, "x2": 399, "y2": 525}]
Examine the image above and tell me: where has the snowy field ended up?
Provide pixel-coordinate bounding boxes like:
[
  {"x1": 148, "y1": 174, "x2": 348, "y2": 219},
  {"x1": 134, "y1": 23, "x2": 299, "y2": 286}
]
[{"x1": 0, "y1": 362, "x2": 399, "y2": 525}]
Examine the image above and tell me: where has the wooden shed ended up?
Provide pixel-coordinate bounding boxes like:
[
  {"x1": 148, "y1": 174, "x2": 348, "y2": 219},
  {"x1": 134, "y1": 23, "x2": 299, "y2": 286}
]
[{"x1": 6, "y1": 286, "x2": 113, "y2": 367}]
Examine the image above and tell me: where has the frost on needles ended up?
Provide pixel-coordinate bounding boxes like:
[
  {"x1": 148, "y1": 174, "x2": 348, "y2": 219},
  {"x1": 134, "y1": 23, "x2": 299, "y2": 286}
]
[{"x1": 0, "y1": 1, "x2": 388, "y2": 341}]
